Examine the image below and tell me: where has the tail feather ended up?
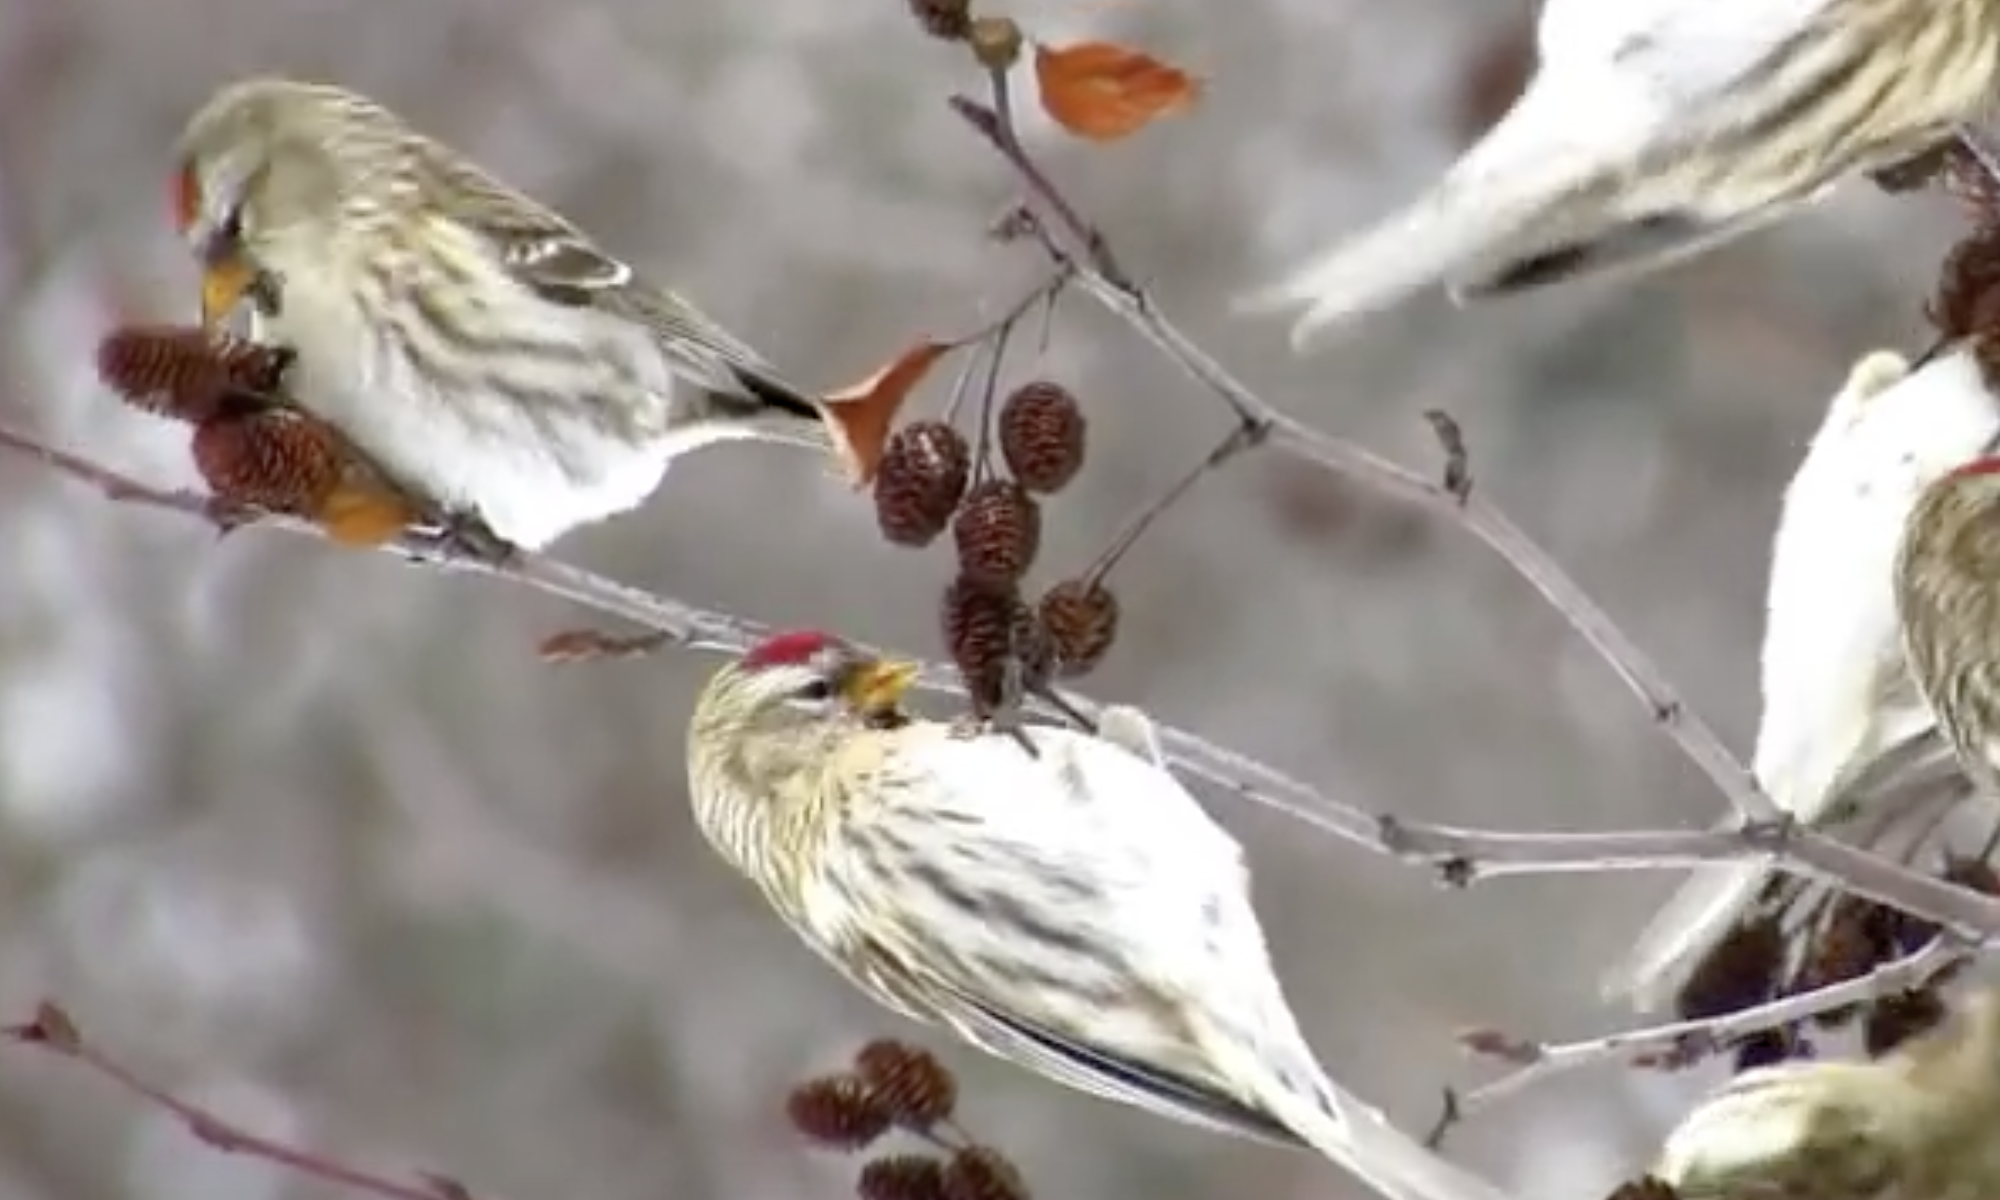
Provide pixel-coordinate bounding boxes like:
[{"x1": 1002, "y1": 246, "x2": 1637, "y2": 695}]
[
  {"x1": 1600, "y1": 858, "x2": 1772, "y2": 1013},
  {"x1": 1237, "y1": 76, "x2": 1635, "y2": 347},
  {"x1": 1448, "y1": 201, "x2": 1805, "y2": 302},
  {"x1": 1278, "y1": 1084, "x2": 1517, "y2": 1200},
  {"x1": 1236, "y1": 160, "x2": 1591, "y2": 349}
]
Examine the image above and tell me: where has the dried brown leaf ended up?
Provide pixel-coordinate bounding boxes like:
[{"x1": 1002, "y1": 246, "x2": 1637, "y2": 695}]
[{"x1": 823, "y1": 341, "x2": 956, "y2": 486}]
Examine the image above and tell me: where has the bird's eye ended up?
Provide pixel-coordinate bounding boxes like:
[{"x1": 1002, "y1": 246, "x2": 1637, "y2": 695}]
[{"x1": 795, "y1": 678, "x2": 836, "y2": 703}]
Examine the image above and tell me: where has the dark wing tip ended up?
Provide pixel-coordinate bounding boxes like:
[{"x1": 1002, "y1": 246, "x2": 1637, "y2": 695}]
[{"x1": 732, "y1": 367, "x2": 821, "y2": 420}]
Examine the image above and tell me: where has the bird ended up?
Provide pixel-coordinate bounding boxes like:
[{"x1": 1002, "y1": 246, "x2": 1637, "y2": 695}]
[
  {"x1": 171, "y1": 76, "x2": 835, "y2": 553},
  {"x1": 1895, "y1": 366, "x2": 2000, "y2": 805},
  {"x1": 1601, "y1": 346, "x2": 1996, "y2": 1012},
  {"x1": 1654, "y1": 987, "x2": 2000, "y2": 1200},
  {"x1": 686, "y1": 628, "x2": 1517, "y2": 1200},
  {"x1": 1238, "y1": 0, "x2": 2000, "y2": 349}
]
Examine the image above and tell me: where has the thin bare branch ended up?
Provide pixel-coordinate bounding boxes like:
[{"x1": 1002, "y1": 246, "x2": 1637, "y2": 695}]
[
  {"x1": 945, "y1": 88, "x2": 1780, "y2": 828},
  {"x1": 6, "y1": 1003, "x2": 472, "y2": 1200},
  {"x1": 1444, "y1": 936, "x2": 1968, "y2": 1121}
]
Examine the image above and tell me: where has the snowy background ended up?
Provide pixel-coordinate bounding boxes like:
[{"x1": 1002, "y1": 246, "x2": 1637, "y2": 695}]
[{"x1": 0, "y1": 1, "x2": 1971, "y2": 1199}]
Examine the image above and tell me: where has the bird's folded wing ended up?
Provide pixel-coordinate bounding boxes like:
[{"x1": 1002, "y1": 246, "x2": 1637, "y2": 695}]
[{"x1": 859, "y1": 929, "x2": 1303, "y2": 1147}]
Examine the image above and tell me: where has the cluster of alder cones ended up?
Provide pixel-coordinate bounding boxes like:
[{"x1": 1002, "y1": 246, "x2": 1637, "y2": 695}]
[
  {"x1": 872, "y1": 380, "x2": 1120, "y2": 713},
  {"x1": 903, "y1": 0, "x2": 1025, "y2": 72},
  {"x1": 786, "y1": 1038, "x2": 1030, "y2": 1200},
  {"x1": 92, "y1": 324, "x2": 424, "y2": 545},
  {"x1": 1671, "y1": 857, "x2": 1999, "y2": 1069}
]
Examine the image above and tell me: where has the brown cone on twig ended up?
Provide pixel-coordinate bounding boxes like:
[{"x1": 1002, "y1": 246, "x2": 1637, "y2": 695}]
[
  {"x1": 188, "y1": 409, "x2": 422, "y2": 546},
  {"x1": 96, "y1": 326, "x2": 289, "y2": 424},
  {"x1": 1928, "y1": 226, "x2": 2000, "y2": 344},
  {"x1": 1862, "y1": 988, "x2": 1948, "y2": 1058},
  {"x1": 860, "y1": 1156, "x2": 951, "y2": 1200},
  {"x1": 941, "y1": 1146, "x2": 1030, "y2": 1200},
  {"x1": 1674, "y1": 915, "x2": 1783, "y2": 1022},
  {"x1": 1035, "y1": 579, "x2": 1119, "y2": 678},
  {"x1": 876, "y1": 421, "x2": 972, "y2": 547},
  {"x1": 786, "y1": 1074, "x2": 895, "y2": 1150},
  {"x1": 998, "y1": 381, "x2": 1087, "y2": 495},
  {"x1": 941, "y1": 575, "x2": 1022, "y2": 715},
  {"x1": 853, "y1": 1039, "x2": 958, "y2": 1128},
  {"x1": 191, "y1": 409, "x2": 347, "y2": 515},
  {"x1": 953, "y1": 479, "x2": 1042, "y2": 589},
  {"x1": 904, "y1": 0, "x2": 971, "y2": 41}
]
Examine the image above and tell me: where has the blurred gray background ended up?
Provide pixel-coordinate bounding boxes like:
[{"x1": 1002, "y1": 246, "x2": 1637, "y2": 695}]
[{"x1": 0, "y1": 1, "x2": 1970, "y2": 1199}]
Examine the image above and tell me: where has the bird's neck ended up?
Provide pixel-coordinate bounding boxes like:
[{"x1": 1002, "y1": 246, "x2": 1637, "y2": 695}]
[{"x1": 691, "y1": 712, "x2": 850, "y2": 880}]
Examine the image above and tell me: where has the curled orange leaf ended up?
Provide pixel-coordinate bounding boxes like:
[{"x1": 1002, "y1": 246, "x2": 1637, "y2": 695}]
[
  {"x1": 1033, "y1": 40, "x2": 1201, "y2": 142},
  {"x1": 820, "y1": 340, "x2": 955, "y2": 487}
]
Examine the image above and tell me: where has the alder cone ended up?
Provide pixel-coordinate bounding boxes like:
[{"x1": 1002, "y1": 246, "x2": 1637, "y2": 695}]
[
  {"x1": 853, "y1": 1039, "x2": 957, "y2": 1127},
  {"x1": 1931, "y1": 226, "x2": 2000, "y2": 343},
  {"x1": 905, "y1": 0, "x2": 971, "y2": 40},
  {"x1": 858, "y1": 1156, "x2": 950, "y2": 1200},
  {"x1": 1675, "y1": 915, "x2": 1783, "y2": 1023},
  {"x1": 95, "y1": 326, "x2": 287, "y2": 424},
  {"x1": 190, "y1": 409, "x2": 345, "y2": 514},
  {"x1": 875, "y1": 421, "x2": 971, "y2": 547},
  {"x1": 941, "y1": 575, "x2": 1019, "y2": 714},
  {"x1": 942, "y1": 1146, "x2": 1030, "y2": 1200},
  {"x1": 952, "y1": 479, "x2": 1041, "y2": 588},
  {"x1": 1037, "y1": 578, "x2": 1120, "y2": 677},
  {"x1": 998, "y1": 381, "x2": 1087, "y2": 494},
  {"x1": 1862, "y1": 989, "x2": 1948, "y2": 1058},
  {"x1": 784, "y1": 1075, "x2": 893, "y2": 1150}
]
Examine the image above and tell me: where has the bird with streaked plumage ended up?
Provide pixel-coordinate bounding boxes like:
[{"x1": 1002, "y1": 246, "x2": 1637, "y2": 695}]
[
  {"x1": 1240, "y1": 0, "x2": 2000, "y2": 347},
  {"x1": 686, "y1": 628, "x2": 1516, "y2": 1200},
  {"x1": 1655, "y1": 987, "x2": 2000, "y2": 1200},
  {"x1": 171, "y1": 76, "x2": 833, "y2": 553},
  {"x1": 1603, "y1": 346, "x2": 1992, "y2": 1012}
]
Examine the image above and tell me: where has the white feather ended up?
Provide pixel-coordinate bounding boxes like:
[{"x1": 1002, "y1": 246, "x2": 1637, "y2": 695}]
[
  {"x1": 1603, "y1": 347, "x2": 2000, "y2": 1010},
  {"x1": 1236, "y1": 0, "x2": 1897, "y2": 344}
]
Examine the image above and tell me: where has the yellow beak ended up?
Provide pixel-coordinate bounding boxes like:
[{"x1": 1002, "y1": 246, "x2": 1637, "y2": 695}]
[
  {"x1": 200, "y1": 257, "x2": 257, "y2": 331},
  {"x1": 843, "y1": 658, "x2": 920, "y2": 714}
]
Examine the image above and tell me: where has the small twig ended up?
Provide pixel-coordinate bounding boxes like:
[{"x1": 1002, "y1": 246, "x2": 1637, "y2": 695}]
[
  {"x1": 1440, "y1": 936, "x2": 1968, "y2": 1126},
  {"x1": 945, "y1": 88, "x2": 1780, "y2": 827},
  {"x1": 1076, "y1": 421, "x2": 1265, "y2": 590},
  {"x1": 6, "y1": 1002, "x2": 473, "y2": 1200}
]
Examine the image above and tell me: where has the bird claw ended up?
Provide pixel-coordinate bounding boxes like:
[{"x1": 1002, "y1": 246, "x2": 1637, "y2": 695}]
[
  {"x1": 411, "y1": 512, "x2": 518, "y2": 567},
  {"x1": 201, "y1": 496, "x2": 264, "y2": 538}
]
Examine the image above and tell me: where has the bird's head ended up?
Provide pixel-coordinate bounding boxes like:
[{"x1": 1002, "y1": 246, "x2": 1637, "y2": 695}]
[
  {"x1": 695, "y1": 630, "x2": 920, "y2": 739},
  {"x1": 173, "y1": 77, "x2": 402, "y2": 332},
  {"x1": 687, "y1": 631, "x2": 920, "y2": 873}
]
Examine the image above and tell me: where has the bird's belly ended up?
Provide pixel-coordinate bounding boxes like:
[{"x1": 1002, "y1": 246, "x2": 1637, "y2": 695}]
[{"x1": 278, "y1": 333, "x2": 673, "y2": 551}]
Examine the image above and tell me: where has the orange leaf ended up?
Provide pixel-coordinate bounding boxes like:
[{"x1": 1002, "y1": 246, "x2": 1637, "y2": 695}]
[
  {"x1": 1033, "y1": 40, "x2": 1201, "y2": 143},
  {"x1": 819, "y1": 340, "x2": 955, "y2": 486},
  {"x1": 315, "y1": 485, "x2": 421, "y2": 548}
]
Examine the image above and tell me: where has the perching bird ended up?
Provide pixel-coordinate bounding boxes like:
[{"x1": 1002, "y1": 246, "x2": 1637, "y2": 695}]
[
  {"x1": 1240, "y1": 0, "x2": 2000, "y2": 348},
  {"x1": 1896, "y1": 375, "x2": 2000, "y2": 804},
  {"x1": 687, "y1": 629, "x2": 1515, "y2": 1200},
  {"x1": 1655, "y1": 987, "x2": 2000, "y2": 1200},
  {"x1": 1602, "y1": 346, "x2": 1996, "y2": 1012},
  {"x1": 171, "y1": 77, "x2": 833, "y2": 552}
]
